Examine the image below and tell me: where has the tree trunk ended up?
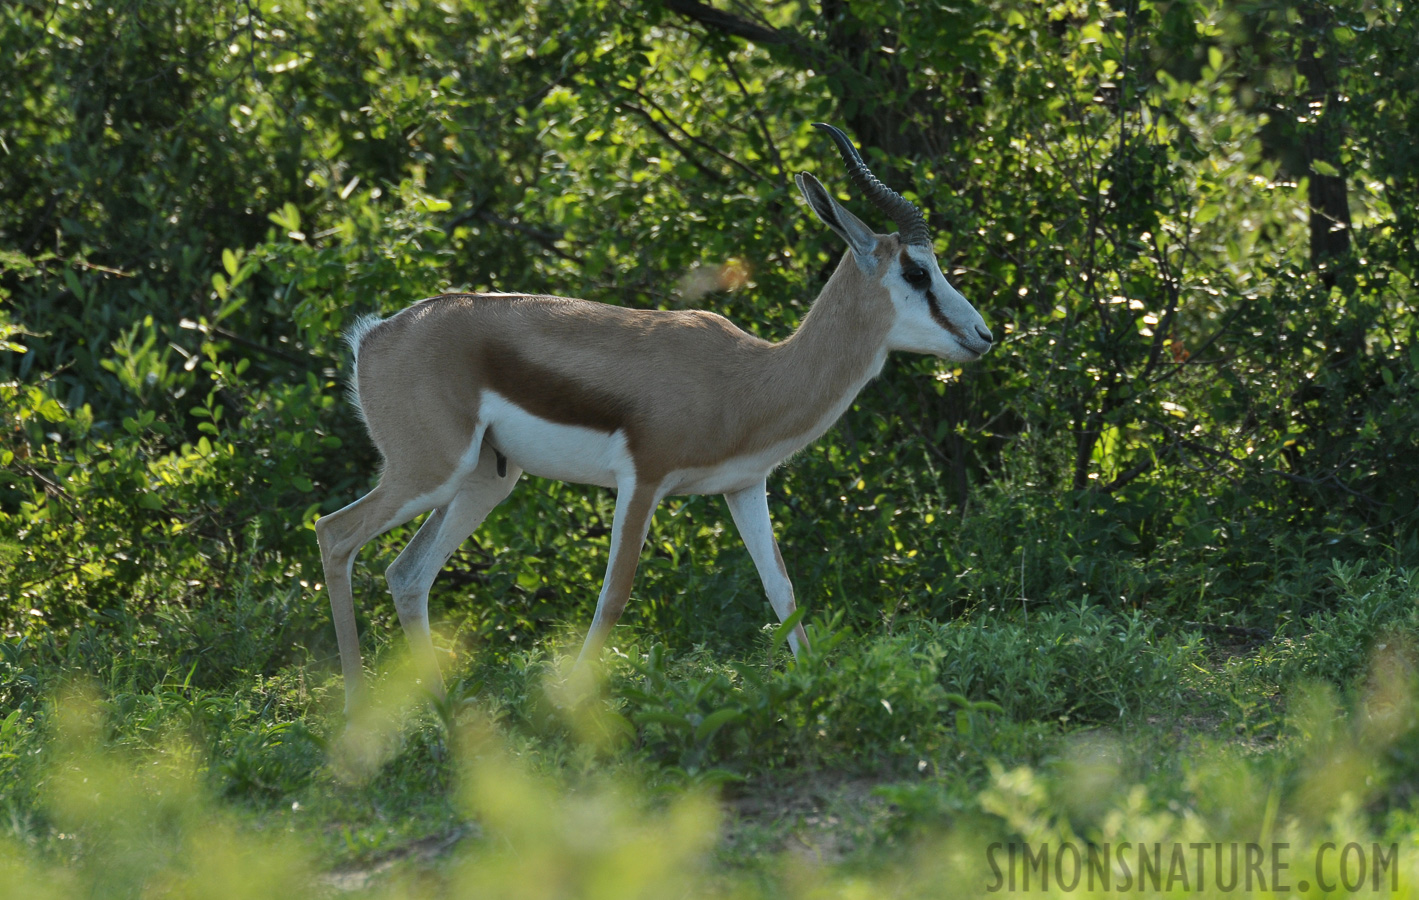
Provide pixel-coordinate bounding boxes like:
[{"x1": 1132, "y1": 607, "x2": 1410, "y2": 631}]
[{"x1": 1296, "y1": 3, "x2": 1351, "y2": 272}]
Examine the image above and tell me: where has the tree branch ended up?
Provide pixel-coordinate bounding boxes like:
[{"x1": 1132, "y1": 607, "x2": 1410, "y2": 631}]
[
  {"x1": 449, "y1": 208, "x2": 584, "y2": 265},
  {"x1": 1093, "y1": 458, "x2": 1155, "y2": 493},
  {"x1": 618, "y1": 100, "x2": 727, "y2": 183},
  {"x1": 663, "y1": 0, "x2": 792, "y2": 46},
  {"x1": 629, "y1": 88, "x2": 768, "y2": 183},
  {"x1": 722, "y1": 50, "x2": 786, "y2": 178}
]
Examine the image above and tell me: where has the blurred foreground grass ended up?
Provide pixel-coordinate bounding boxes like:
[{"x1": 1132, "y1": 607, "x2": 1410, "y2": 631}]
[{"x1": 3, "y1": 566, "x2": 1418, "y2": 898}]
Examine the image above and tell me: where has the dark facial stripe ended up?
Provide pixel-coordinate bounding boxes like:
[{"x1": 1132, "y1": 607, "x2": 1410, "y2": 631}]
[
  {"x1": 924, "y1": 288, "x2": 969, "y2": 342},
  {"x1": 900, "y1": 249, "x2": 969, "y2": 342}
]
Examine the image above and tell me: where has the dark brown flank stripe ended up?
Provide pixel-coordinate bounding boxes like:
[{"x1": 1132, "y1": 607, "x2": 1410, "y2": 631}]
[
  {"x1": 402, "y1": 293, "x2": 637, "y2": 446},
  {"x1": 479, "y1": 340, "x2": 634, "y2": 434}
]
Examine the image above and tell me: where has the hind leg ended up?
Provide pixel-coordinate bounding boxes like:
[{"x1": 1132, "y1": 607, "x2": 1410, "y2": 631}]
[
  {"x1": 317, "y1": 477, "x2": 446, "y2": 715},
  {"x1": 385, "y1": 443, "x2": 522, "y2": 699}
]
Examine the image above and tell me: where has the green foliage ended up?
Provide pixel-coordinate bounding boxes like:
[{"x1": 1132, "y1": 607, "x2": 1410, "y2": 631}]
[
  {"x1": 3, "y1": 0, "x2": 1419, "y2": 891},
  {"x1": 4, "y1": 0, "x2": 1417, "y2": 648},
  {"x1": 610, "y1": 606, "x2": 1194, "y2": 781},
  {"x1": 1260, "y1": 562, "x2": 1419, "y2": 688},
  {"x1": 619, "y1": 632, "x2": 982, "y2": 777},
  {"x1": 1, "y1": 618, "x2": 1418, "y2": 896},
  {"x1": 933, "y1": 603, "x2": 1198, "y2": 723}
]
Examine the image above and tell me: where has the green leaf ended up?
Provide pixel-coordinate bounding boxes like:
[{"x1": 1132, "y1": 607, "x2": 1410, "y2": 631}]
[
  {"x1": 682, "y1": 768, "x2": 745, "y2": 787},
  {"x1": 599, "y1": 710, "x2": 637, "y2": 743},
  {"x1": 694, "y1": 708, "x2": 744, "y2": 743},
  {"x1": 0, "y1": 708, "x2": 21, "y2": 738},
  {"x1": 269, "y1": 202, "x2": 301, "y2": 231},
  {"x1": 632, "y1": 710, "x2": 693, "y2": 732},
  {"x1": 214, "y1": 295, "x2": 246, "y2": 324},
  {"x1": 771, "y1": 606, "x2": 808, "y2": 655}
]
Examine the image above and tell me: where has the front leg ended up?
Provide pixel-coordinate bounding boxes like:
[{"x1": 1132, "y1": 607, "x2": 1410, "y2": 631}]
[
  {"x1": 725, "y1": 480, "x2": 809, "y2": 658},
  {"x1": 574, "y1": 479, "x2": 661, "y2": 667}
]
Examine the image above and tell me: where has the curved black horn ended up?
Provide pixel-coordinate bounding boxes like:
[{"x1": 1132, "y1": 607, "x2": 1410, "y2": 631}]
[{"x1": 813, "y1": 122, "x2": 932, "y2": 247}]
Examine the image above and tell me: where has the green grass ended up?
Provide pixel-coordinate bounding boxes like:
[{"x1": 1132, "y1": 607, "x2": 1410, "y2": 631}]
[{"x1": 2, "y1": 560, "x2": 1417, "y2": 897}]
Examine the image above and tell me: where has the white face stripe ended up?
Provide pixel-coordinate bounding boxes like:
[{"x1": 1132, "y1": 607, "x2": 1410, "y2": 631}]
[{"x1": 883, "y1": 244, "x2": 991, "y2": 362}]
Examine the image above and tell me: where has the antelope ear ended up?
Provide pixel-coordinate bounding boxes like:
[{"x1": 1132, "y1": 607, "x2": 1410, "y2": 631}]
[{"x1": 796, "y1": 172, "x2": 878, "y2": 269}]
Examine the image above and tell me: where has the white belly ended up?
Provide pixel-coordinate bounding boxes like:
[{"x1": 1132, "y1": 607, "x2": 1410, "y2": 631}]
[
  {"x1": 662, "y1": 437, "x2": 801, "y2": 496},
  {"x1": 479, "y1": 391, "x2": 632, "y2": 489}
]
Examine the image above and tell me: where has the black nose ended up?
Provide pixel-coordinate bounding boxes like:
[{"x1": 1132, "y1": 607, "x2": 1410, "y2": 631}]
[{"x1": 975, "y1": 324, "x2": 994, "y2": 345}]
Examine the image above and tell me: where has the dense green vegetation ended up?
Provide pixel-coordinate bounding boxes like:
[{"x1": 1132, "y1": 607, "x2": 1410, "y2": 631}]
[{"x1": 2, "y1": 0, "x2": 1417, "y2": 895}]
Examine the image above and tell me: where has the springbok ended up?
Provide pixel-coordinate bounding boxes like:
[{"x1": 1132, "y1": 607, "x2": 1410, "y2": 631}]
[{"x1": 316, "y1": 124, "x2": 993, "y2": 712}]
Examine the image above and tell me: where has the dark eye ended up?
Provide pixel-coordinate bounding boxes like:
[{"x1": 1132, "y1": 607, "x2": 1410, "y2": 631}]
[{"x1": 903, "y1": 266, "x2": 930, "y2": 287}]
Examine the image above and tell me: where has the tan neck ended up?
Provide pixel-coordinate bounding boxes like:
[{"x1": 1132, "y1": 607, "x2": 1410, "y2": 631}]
[{"x1": 754, "y1": 253, "x2": 893, "y2": 442}]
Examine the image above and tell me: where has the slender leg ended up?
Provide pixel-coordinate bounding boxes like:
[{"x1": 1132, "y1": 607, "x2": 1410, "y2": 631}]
[
  {"x1": 317, "y1": 479, "x2": 441, "y2": 715},
  {"x1": 385, "y1": 444, "x2": 521, "y2": 698},
  {"x1": 573, "y1": 480, "x2": 661, "y2": 666},
  {"x1": 725, "y1": 480, "x2": 809, "y2": 658}
]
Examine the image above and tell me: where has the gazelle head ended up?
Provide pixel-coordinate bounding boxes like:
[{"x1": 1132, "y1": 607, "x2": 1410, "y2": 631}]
[{"x1": 796, "y1": 123, "x2": 993, "y2": 363}]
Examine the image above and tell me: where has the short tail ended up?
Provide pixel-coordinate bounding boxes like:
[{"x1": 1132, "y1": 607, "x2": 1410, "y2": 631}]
[{"x1": 344, "y1": 313, "x2": 385, "y2": 421}]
